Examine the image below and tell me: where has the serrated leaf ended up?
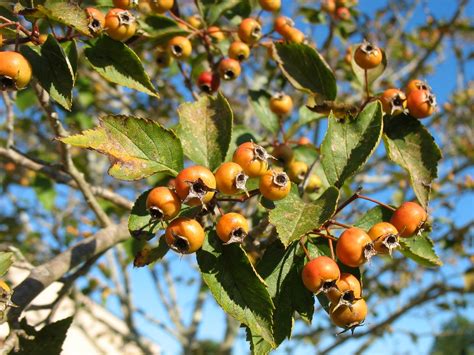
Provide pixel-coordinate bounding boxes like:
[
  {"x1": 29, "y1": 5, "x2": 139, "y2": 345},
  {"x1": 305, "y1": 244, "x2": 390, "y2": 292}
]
[
  {"x1": 257, "y1": 241, "x2": 314, "y2": 345},
  {"x1": 60, "y1": 115, "x2": 183, "y2": 180},
  {"x1": 0, "y1": 252, "x2": 13, "y2": 277},
  {"x1": 246, "y1": 328, "x2": 273, "y2": 355},
  {"x1": 274, "y1": 43, "x2": 337, "y2": 100},
  {"x1": 354, "y1": 205, "x2": 394, "y2": 231},
  {"x1": 248, "y1": 90, "x2": 280, "y2": 134},
  {"x1": 196, "y1": 232, "x2": 275, "y2": 346},
  {"x1": 37, "y1": 1, "x2": 90, "y2": 36},
  {"x1": 321, "y1": 101, "x2": 383, "y2": 187},
  {"x1": 351, "y1": 44, "x2": 387, "y2": 86},
  {"x1": 383, "y1": 113, "x2": 442, "y2": 209},
  {"x1": 177, "y1": 93, "x2": 233, "y2": 170},
  {"x1": 84, "y1": 36, "x2": 159, "y2": 98},
  {"x1": 21, "y1": 35, "x2": 74, "y2": 110},
  {"x1": 17, "y1": 317, "x2": 73, "y2": 354},
  {"x1": 269, "y1": 186, "x2": 339, "y2": 247},
  {"x1": 128, "y1": 189, "x2": 163, "y2": 240},
  {"x1": 399, "y1": 233, "x2": 442, "y2": 267}
]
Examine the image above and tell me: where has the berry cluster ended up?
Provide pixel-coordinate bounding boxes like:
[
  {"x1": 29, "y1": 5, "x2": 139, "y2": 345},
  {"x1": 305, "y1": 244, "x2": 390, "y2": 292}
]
[
  {"x1": 144, "y1": 141, "x2": 291, "y2": 255},
  {"x1": 352, "y1": 40, "x2": 438, "y2": 119},
  {"x1": 302, "y1": 201, "x2": 428, "y2": 330}
]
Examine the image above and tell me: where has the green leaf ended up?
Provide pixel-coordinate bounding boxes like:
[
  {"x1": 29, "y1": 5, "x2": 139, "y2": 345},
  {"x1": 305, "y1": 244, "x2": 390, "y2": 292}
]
[
  {"x1": 21, "y1": 35, "x2": 75, "y2": 110},
  {"x1": 257, "y1": 241, "x2": 314, "y2": 345},
  {"x1": 354, "y1": 205, "x2": 394, "y2": 231},
  {"x1": 177, "y1": 93, "x2": 233, "y2": 171},
  {"x1": 269, "y1": 186, "x2": 339, "y2": 247},
  {"x1": 383, "y1": 113, "x2": 442, "y2": 209},
  {"x1": 0, "y1": 252, "x2": 13, "y2": 277},
  {"x1": 37, "y1": 1, "x2": 90, "y2": 36},
  {"x1": 84, "y1": 36, "x2": 159, "y2": 98},
  {"x1": 246, "y1": 328, "x2": 273, "y2": 355},
  {"x1": 321, "y1": 101, "x2": 383, "y2": 188},
  {"x1": 274, "y1": 43, "x2": 337, "y2": 100},
  {"x1": 350, "y1": 44, "x2": 387, "y2": 87},
  {"x1": 17, "y1": 317, "x2": 73, "y2": 355},
  {"x1": 60, "y1": 115, "x2": 183, "y2": 180},
  {"x1": 128, "y1": 189, "x2": 163, "y2": 240},
  {"x1": 248, "y1": 90, "x2": 280, "y2": 134},
  {"x1": 196, "y1": 232, "x2": 275, "y2": 346},
  {"x1": 399, "y1": 233, "x2": 442, "y2": 267}
]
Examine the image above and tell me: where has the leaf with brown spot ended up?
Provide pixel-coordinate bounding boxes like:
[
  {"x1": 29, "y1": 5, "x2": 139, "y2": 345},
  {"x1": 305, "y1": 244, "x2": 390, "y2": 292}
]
[{"x1": 60, "y1": 115, "x2": 183, "y2": 180}]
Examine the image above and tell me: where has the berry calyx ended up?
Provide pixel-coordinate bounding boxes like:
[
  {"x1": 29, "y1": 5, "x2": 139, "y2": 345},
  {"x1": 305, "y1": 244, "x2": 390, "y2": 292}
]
[
  {"x1": 259, "y1": 170, "x2": 291, "y2": 201},
  {"x1": 327, "y1": 273, "x2": 362, "y2": 310},
  {"x1": 214, "y1": 162, "x2": 249, "y2": 195},
  {"x1": 380, "y1": 88, "x2": 407, "y2": 115},
  {"x1": 368, "y1": 222, "x2": 399, "y2": 254},
  {"x1": 233, "y1": 142, "x2": 271, "y2": 177},
  {"x1": 336, "y1": 227, "x2": 375, "y2": 267},
  {"x1": 389, "y1": 201, "x2": 427, "y2": 237},
  {"x1": 407, "y1": 89, "x2": 437, "y2": 119},
  {"x1": 175, "y1": 166, "x2": 216, "y2": 206},
  {"x1": 197, "y1": 71, "x2": 220, "y2": 94},
  {"x1": 216, "y1": 212, "x2": 249, "y2": 244},
  {"x1": 302, "y1": 256, "x2": 341, "y2": 293},
  {"x1": 165, "y1": 217, "x2": 205, "y2": 254},
  {"x1": 105, "y1": 9, "x2": 137, "y2": 42},
  {"x1": 354, "y1": 40, "x2": 383, "y2": 69},
  {"x1": 330, "y1": 298, "x2": 368, "y2": 329},
  {"x1": 168, "y1": 36, "x2": 192, "y2": 59},
  {"x1": 145, "y1": 186, "x2": 181, "y2": 221},
  {"x1": 228, "y1": 41, "x2": 251, "y2": 62},
  {"x1": 238, "y1": 18, "x2": 262, "y2": 44},
  {"x1": 85, "y1": 7, "x2": 106, "y2": 35},
  {"x1": 218, "y1": 58, "x2": 241, "y2": 81},
  {"x1": 406, "y1": 79, "x2": 431, "y2": 96}
]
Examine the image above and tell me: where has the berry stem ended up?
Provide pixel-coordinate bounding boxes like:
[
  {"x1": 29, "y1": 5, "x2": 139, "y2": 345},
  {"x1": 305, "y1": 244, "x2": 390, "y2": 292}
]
[
  {"x1": 328, "y1": 220, "x2": 352, "y2": 229},
  {"x1": 357, "y1": 194, "x2": 396, "y2": 211},
  {"x1": 332, "y1": 187, "x2": 363, "y2": 217},
  {"x1": 217, "y1": 189, "x2": 260, "y2": 202},
  {"x1": 299, "y1": 238, "x2": 312, "y2": 260},
  {"x1": 328, "y1": 238, "x2": 335, "y2": 261},
  {"x1": 364, "y1": 69, "x2": 370, "y2": 100}
]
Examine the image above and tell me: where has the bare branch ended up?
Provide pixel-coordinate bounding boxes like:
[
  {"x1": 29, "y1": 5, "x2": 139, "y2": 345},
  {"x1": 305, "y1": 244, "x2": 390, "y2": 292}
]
[{"x1": 2, "y1": 91, "x2": 15, "y2": 148}]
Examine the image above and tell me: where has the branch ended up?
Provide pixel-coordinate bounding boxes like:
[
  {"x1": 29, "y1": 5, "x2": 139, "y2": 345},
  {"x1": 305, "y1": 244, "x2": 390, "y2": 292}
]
[
  {"x1": 8, "y1": 221, "x2": 129, "y2": 322},
  {"x1": 34, "y1": 85, "x2": 112, "y2": 227},
  {"x1": 2, "y1": 91, "x2": 15, "y2": 148},
  {"x1": 0, "y1": 147, "x2": 133, "y2": 210}
]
